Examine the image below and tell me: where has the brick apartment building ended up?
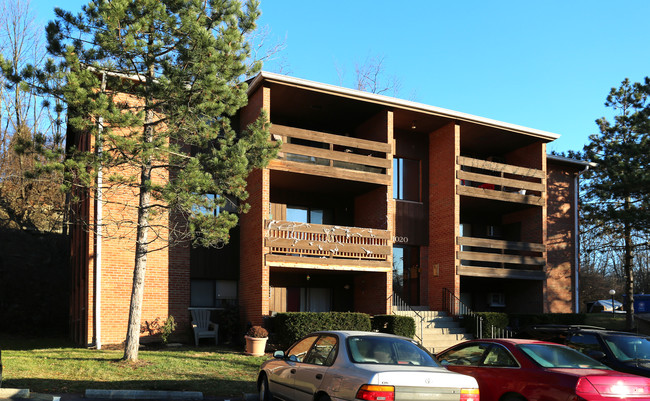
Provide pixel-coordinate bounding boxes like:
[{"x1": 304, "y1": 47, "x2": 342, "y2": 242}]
[{"x1": 68, "y1": 72, "x2": 589, "y2": 346}]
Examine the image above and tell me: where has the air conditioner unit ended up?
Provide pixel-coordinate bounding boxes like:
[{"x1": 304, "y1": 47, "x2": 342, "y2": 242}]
[{"x1": 488, "y1": 292, "x2": 506, "y2": 307}]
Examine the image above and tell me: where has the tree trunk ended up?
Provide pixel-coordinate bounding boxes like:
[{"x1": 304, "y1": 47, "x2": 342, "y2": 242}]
[
  {"x1": 624, "y1": 196, "x2": 635, "y2": 331},
  {"x1": 123, "y1": 159, "x2": 152, "y2": 362},
  {"x1": 123, "y1": 61, "x2": 156, "y2": 362}
]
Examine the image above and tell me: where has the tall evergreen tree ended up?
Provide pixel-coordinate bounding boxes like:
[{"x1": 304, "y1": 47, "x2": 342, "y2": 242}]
[
  {"x1": 584, "y1": 78, "x2": 650, "y2": 330},
  {"x1": 39, "y1": 0, "x2": 277, "y2": 361}
]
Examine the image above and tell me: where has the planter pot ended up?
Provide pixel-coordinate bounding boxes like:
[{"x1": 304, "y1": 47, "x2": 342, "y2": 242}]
[{"x1": 245, "y1": 336, "x2": 268, "y2": 356}]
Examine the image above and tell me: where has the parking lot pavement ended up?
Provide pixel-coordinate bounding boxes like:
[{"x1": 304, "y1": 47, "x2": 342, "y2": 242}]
[{"x1": 0, "y1": 389, "x2": 252, "y2": 401}]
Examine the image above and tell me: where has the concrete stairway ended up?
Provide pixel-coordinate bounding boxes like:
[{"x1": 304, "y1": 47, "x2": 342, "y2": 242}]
[{"x1": 395, "y1": 309, "x2": 473, "y2": 354}]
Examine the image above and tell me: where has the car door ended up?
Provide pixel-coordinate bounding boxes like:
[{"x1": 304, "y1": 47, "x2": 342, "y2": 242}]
[
  {"x1": 269, "y1": 335, "x2": 319, "y2": 401},
  {"x1": 438, "y1": 342, "x2": 512, "y2": 401},
  {"x1": 293, "y1": 335, "x2": 338, "y2": 401}
]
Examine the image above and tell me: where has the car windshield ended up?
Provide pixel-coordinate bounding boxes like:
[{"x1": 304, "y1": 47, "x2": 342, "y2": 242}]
[
  {"x1": 519, "y1": 344, "x2": 609, "y2": 369},
  {"x1": 603, "y1": 334, "x2": 650, "y2": 362},
  {"x1": 347, "y1": 336, "x2": 439, "y2": 367}
]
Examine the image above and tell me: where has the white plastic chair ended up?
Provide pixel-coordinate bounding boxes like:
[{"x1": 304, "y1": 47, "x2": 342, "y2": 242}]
[{"x1": 191, "y1": 309, "x2": 219, "y2": 346}]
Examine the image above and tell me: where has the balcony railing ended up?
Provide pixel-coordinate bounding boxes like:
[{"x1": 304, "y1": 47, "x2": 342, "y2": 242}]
[
  {"x1": 265, "y1": 220, "x2": 392, "y2": 269},
  {"x1": 458, "y1": 236, "x2": 546, "y2": 280},
  {"x1": 457, "y1": 156, "x2": 545, "y2": 205},
  {"x1": 270, "y1": 124, "x2": 391, "y2": 185}
]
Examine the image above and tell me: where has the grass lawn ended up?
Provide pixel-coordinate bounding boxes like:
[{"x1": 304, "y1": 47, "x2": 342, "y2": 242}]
[{"x1": 0, "y1": 334, "x2": 268, "y2": 396}]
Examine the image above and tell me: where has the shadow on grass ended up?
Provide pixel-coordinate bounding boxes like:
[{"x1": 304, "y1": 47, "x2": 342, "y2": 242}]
[
  {"x1": 3, "y1": 378, "x2": 258, "y2": 396},
  {"x1": 0, "y1": 333, "x2": 77, "y2": 350}
]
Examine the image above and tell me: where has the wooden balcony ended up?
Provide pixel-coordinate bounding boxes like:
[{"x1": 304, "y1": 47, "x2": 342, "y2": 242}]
[
  {"x1": 458, "y1": 236, "x2": 546, "y2": 280},
  {"x1": 456, "y1": 156, "x2": 545, "y2": 206},
  {"x1": 265, "y1": 220, "x2": 392, "y2": 271},
  {"x1": 269, "y1": 124, "x2": 391, "y2": 185}
]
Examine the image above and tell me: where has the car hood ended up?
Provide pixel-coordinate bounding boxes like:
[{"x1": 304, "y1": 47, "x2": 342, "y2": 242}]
[{"x1": 355, "y1": 365, "x2": 478, "y2": 388}]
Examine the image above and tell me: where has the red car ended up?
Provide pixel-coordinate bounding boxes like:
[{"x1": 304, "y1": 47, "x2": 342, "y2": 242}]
[{"x1": 437, "y1": 338, "x2": 650, "y2": 401}]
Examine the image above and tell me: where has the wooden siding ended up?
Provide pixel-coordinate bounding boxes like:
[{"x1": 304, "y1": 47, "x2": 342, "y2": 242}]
[
  {"x1": 265, "y1": 220, "x2": 392, "y2": 270},
  {"x1": 458, "y1": 236, "x2": 546, "y2": 279},
  {"x1": 270, "y1": 124, "x2": 391, "y2": 185},
  {"x1": 456, "y1": 156, "x2": 545, "y2": 205}
]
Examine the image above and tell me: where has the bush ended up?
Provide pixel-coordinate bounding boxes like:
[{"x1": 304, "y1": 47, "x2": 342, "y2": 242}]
[
  {"x1": 246, "y1": 325, "x2": 268, "y2": 338},
  {"x1": 462, "y1": 312, "x2": 509, "y2": 338},
  {"x1": 372, "y1": 315, "x2": 415, "y2": 338},
  {"x1": 273, "y1": 312, "x2": 371, "y2": 349}
]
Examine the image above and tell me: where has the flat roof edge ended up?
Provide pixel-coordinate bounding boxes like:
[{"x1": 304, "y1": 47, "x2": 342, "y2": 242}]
[
  {"x1": 547, "y1": 154, "x2": 596, "y2": 167},
  {"x1": 249, "y1": 71, "x2": 561, "y2": 141}
]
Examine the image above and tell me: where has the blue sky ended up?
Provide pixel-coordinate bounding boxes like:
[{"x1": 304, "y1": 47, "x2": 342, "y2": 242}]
[{"x1": 31, "y1": 0, "x2": 650, "y2": 153}]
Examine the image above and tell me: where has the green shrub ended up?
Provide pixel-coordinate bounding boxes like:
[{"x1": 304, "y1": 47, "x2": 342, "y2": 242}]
[
  {"x1": 372, "y1": 315, "x2": 415, "y2": 338},
  {"x1": 273, "y1": 312, "x2": 371, "y2": 349},
  {"x1": 462, "y1": 312, "x2": 509, "y2": 338}
]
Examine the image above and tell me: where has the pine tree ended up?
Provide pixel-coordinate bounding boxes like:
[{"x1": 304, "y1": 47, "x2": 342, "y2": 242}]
[
  {"x1": 584, "y1": 78, "x2": 650, "y2": 330},
  {"x1": 41, "y1": 0, "x2": 277, "y2": 361}
]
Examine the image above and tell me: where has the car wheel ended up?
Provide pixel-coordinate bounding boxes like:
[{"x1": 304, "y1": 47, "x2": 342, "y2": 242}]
[
  {"x1": 259, "y1": 374, "x2": 272, "y2": 401},
  {"x1": 317, "y1": 394, "x2": 331, "y2": 401}
]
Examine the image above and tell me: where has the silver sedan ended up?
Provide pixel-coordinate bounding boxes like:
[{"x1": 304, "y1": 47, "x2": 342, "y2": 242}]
[{"x1": 257, "y1": 331, "x2": 479, "y2": 401}]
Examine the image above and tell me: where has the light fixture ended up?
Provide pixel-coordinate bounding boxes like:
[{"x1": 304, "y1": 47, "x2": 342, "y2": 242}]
[
  {"x1": 411, "y1": 121, "x2": 417, "y2": 129},
  {"x1": 609, "y1": 289, "x2": 616, "y2": 314}
]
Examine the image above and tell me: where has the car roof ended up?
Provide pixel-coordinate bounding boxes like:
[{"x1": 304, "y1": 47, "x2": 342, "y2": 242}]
[
  {"x1": 474, "y1": 338, "x2": 560, "y2": 346},
  {"x1": 524, "y1": 324, "x2": 650, "y2": 337},
  {"x1": 310, "y1": 330, "x2": 408, "y2": 338}
]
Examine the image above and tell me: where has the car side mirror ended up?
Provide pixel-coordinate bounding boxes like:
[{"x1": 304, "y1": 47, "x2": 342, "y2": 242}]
[
  {"x1": 586, "y1": 350, "x2": 606, "y2": 361},
  {"x1": 273, "y1": 350, "x2": 285, "y2": 359}
]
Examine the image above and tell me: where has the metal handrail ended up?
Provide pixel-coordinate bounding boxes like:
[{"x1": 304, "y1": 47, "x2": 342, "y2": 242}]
[
  {"x1": 442, "y1": 288, "x2": 514, "y2": 339},
  {"x1": 388, "y1": 293, "x2": 424, "y2": 344}
]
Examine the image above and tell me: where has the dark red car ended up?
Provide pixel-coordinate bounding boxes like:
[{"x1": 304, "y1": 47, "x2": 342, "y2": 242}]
[{"x1": 437, "y1": 338, "x2": 650, "y2": 401}]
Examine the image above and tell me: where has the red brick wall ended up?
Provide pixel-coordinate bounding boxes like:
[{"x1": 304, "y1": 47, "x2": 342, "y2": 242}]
[
  {"x1": 238, "y1": 85, "x2": 271, "y2": 327},
  {"x1": 74, "y1": 90, "x2": 192, "y2": 346},
  {"x1": 546, "y1": 162, "x2": 579, "y2": 313},
  {"x1": 428, "y1": 123, "x2": 460, "y2": 310}
]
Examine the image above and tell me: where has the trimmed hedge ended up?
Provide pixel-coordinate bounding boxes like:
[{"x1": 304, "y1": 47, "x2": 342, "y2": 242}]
[
  {"x1": 463, "y1": 312, "x2": 510, "y2": 338},
  {"x1": 273, "y1": 312, "x2": 371, "y2": 349},
  {"x1": 372, "y1": 315, "x2": 416, "y2": 338}
]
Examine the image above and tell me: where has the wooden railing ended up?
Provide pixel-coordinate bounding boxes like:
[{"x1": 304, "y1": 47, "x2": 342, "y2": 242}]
[
  {"x1": 458, "y1": 236, "x2": 546, "y2": 280},
  {"x1": 270, "y1": 124, "x2": 391, "y2": 185},
  {"x1": 457, "y1": 156, "x2": 545, "y2": 205},
  {"x1": 265, "y1": 220, "x2": 391, "y2": 267}
]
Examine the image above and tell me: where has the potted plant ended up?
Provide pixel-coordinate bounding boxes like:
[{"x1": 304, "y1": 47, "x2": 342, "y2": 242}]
[{"x1": 245, "y1": 325, "x2": 268, "y2": 356}]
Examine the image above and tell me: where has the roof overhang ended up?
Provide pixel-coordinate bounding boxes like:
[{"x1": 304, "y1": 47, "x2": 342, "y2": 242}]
[{"x1": 248, "y1": 71, "x2": 561, "y2": 142}]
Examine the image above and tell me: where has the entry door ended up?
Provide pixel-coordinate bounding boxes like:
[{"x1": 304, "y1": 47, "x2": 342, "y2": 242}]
[{"x1": 393, "y1": 246, "x2": 420, "y2": 305}]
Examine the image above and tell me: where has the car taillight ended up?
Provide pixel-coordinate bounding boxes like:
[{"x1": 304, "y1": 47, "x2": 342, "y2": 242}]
[
  {"x1": 575, "y1": 377, "x2": 599, "y2": 397},
  {"x1": 355, "y1": 385, "x2": 395, "y2": 401},
  {"x1": 460, "y1": 388, "x2": 480, "y2": 401}
]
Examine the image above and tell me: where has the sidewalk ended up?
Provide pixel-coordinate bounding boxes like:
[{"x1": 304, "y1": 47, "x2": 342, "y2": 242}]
[{"x1": 0, "y1": 388, "x2": 255, "y2": 401}]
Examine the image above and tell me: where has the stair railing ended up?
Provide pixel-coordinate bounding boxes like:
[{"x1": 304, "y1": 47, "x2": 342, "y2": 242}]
[
  {"x1": 388, "y1": 293, "x2": 424, "y2": 344},
  {"x1": 442, "y1": 288, "x2": 514, "y2": 339}
]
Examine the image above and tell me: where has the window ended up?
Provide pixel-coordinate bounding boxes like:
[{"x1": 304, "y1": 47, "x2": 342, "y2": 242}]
[
  {"x1": 393, "y1": 245, "x2": 420, "y2": 305},
  {"x1": 288, "y1": 335, "x2": 319, "y2": 362},
  {"x1": 347, "y1": 336, "x2": 438, "y2": 366},
  {"x1": 304, "y1": 335, "x2": 338, "y2": 366},
  {"x1": 190, "y1": 279, "x2": 238, "y2": 308},
  {"x1": 286, "y1": 206, "x2": 333, "y2": 225},
  {"x1": 482, "y1": 345, "x2": 518, "y2": 367},
  {"x1": 393, "y1": 158, "x2": 420, "y2": 201},
  {"x1": 438, "y1": 343, "x2": 489, "y2": 366},
  {"x1": 194, "y1": 194, "x2": 238, "y2": 217}
]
